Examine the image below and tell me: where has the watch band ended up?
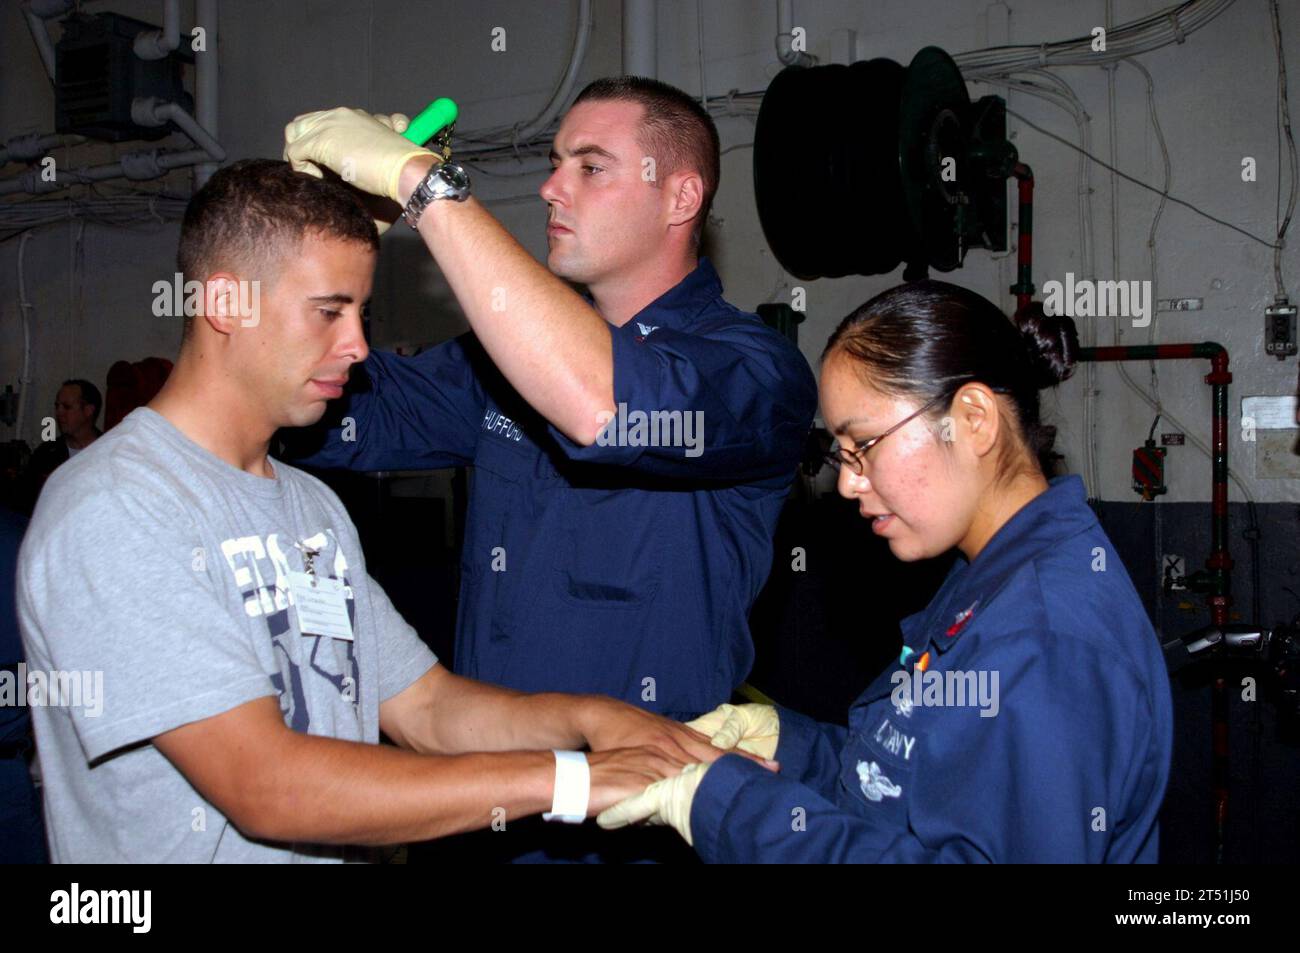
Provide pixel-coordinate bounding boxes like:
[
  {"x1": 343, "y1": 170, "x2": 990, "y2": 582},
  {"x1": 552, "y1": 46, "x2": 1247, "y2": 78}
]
[{"x1": 403, "y1": 161, "x2": 471, "y2": 229}]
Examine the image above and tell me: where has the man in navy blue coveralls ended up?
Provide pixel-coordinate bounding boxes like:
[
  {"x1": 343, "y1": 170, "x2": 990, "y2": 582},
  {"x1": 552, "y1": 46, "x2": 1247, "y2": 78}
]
[
  {"x1": 287, "y1": 79, "x2": 816, "y2": 859},
  {"x1": 299, "y1": 265, "x2": 813, "y2": 718}
]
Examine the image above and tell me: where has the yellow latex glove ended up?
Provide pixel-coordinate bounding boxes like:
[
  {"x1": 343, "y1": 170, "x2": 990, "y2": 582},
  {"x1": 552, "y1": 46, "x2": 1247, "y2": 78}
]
[
  {"x1": 283, "y1": 107, "x2": 432, "y2": 202},
  {"x1": 596, "y1": 762, "x2": 709, "y2": 846},
  {"x1": 373, "y1": 113, "x2": 411, "y2": 135},
  {"x1": 686, "y1": 703, "x2": 780, "y2": 760}
]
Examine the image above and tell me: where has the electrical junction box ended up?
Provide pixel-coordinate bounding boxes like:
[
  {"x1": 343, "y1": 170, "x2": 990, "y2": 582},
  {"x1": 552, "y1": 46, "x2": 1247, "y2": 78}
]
[
  {"x1": 1265, "y1": 298, "x2": 1297, "y2": 360},
  {"x1": 1132, "y1": 439, "x2": 1167, "y2": 499}
]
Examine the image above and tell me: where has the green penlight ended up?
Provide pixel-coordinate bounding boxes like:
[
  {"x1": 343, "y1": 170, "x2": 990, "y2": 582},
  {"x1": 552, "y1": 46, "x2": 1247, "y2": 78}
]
[{"x1": 402, "y1": 98, "x2": 458, "y2": 147}]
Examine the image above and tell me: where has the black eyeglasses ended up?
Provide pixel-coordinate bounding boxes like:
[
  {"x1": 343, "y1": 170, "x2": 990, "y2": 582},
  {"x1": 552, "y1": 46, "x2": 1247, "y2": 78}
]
[
  {"x1": 824, "y1": 382, "x2": 1014, "y2": 475},
  {"x1": 823, "y1": 392, "x2": 953, "y2": 476}
]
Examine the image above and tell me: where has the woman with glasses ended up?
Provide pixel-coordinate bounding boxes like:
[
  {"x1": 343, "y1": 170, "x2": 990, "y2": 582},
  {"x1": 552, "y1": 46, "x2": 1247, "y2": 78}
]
[{"x1": 599, "y1": 280, "x2": 1174, "y2": 863}]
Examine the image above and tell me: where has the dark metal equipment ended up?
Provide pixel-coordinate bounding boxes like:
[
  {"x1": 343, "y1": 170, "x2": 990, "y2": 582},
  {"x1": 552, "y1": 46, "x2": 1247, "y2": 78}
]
[
  {"x1": 55, "y1": 12, "x2": 193, "y2": 143},
  {"x1": 753, "y1": 46, "x2": 1015, "y2": 280}
]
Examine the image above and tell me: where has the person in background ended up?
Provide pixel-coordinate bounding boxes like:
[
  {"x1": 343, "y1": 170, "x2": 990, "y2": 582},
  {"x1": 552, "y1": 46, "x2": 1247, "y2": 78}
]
[{"x1": 22, "y1": 380, "x2": 103, "y2": 514}]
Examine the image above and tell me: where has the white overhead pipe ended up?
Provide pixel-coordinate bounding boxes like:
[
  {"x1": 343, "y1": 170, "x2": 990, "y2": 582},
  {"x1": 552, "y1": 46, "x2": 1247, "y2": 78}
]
[
  {"x1": 23, "y1": 9, "x2": 56, "y2": 81},
  {"x1": 22, "y1": 0, "x2": 74, "y2": 82},
  {"x1": 776, "y1": 0, "x2": 816, "y2": 67},
  {"x1": 194, "y1": 0, "x2": 219, "y2": 187},
  {"x1": 622, "y1": 0, "x2": 656, "y2": 77},
  {"x1": 0, "y1": 133, "x2": 86, "y2": 166},
  {"x1": 132, "y1": 97, "x2": 225, "y2": 161},
  {"x1": 0, "y1": 148, "x2": 213, "y2": 195},
  {"x1": 0, "y1": 100, "x2": 222, "y2": 195},
  {"x1": 133, "y1": 0, "x2": 182, "y2": 60}
]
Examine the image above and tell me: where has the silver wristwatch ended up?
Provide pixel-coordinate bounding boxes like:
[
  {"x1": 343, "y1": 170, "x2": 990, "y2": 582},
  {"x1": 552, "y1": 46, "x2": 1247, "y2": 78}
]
[{"x1": 402, "y1": 160, "x2": 472, "y2": 228}]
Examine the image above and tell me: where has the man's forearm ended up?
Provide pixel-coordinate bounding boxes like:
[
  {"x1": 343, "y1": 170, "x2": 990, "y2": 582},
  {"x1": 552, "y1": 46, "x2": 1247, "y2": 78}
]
[
  {"x1": 250, "y1": 733, "x2": 554, "y2": 845},
  {"x1": 397, "y1": 157, "x2": 614, "y2": 445},
  {"x1": 381, "y1": 667, "x2": 733, "y2": 776},
  {"x1": 157, "y1": 692, "x2": 676, "y2": 849},
  {"x1": 392, "y1": 669, "x2": 603, "y2": 756}
]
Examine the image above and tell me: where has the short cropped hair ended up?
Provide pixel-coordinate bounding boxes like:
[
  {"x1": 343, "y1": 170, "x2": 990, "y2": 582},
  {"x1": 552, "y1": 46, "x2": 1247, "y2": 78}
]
[
  {"x1": 176, "y1": 158, "x2": 378, "y2": 338},
  {"x1": 573, "y1": 76, "x2": 720, "y2": 248}
]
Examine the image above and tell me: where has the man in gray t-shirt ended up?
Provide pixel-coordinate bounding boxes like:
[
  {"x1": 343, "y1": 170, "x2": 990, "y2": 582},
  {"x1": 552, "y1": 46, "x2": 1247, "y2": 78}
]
[
  {"x1": 19, "y1": 407, "x2": 435, "y2": 861},
  {"x1": 16, "y1": 160, "x2": 741, "y2": 863}
]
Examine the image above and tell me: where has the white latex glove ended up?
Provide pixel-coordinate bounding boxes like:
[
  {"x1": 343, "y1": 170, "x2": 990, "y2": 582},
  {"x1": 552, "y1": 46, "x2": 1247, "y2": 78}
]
[
  {"x1": 283, "y1": 107, "x2": 430, "y2": 201},
  {"x1": 596, "y1": 762, "x2": 710, "y2": 847},
  {"x1": 686, "y1": 703, "x2": 780, "y2": 760}
]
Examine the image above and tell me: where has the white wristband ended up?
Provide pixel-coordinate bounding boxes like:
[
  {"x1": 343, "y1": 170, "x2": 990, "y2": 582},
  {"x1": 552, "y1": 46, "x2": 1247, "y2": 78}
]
[{"x1": 542, "y1": 750, "x2": 590, "y2": 824}]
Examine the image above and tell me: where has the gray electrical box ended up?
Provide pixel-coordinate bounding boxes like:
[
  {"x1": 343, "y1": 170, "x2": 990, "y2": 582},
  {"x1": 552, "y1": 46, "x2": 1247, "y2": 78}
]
[{"x1": 1265, "y1": 297, "x2": 1297, "y2": 360}]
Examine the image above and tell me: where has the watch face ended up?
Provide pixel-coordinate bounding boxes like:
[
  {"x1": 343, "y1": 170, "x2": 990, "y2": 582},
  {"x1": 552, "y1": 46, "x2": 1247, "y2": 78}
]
[{"x1": 441, "y1": 163, "x2": 469, "y2": 191}]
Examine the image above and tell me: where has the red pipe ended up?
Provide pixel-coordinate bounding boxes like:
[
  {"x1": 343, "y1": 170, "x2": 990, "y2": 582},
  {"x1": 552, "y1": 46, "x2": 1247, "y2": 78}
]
[
  {"x1": 1079, "y1": 343, "x2": 1233, "y2": 620},
  {"x1": 1011, "y1": 164, "x2": 1034, "y2": 314},
  {"x1": 1078, "y1": 342, "x2": 1233, "y2": 863}
]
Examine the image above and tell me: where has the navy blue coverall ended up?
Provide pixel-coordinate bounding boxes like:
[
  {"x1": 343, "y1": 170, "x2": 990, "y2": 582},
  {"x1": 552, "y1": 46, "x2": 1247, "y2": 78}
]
[
  {"x1": 295, "y1": 258, "x2": 817, "y2": 720},
  {"x1": 689, "y1": 477, "x2": 1174, "y2": 863}
]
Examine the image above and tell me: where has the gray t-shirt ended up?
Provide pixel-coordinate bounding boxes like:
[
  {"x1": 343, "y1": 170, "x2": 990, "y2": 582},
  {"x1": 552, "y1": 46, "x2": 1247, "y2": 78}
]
[{"x1": 17, "y1": 407, "x2": 438, "y2": 862}]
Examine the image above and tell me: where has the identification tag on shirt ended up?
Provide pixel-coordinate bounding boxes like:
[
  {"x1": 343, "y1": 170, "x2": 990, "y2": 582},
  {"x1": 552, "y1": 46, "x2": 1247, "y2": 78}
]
[{"x1": 287, "y1": 571, "x2": 354, "y2": 641}]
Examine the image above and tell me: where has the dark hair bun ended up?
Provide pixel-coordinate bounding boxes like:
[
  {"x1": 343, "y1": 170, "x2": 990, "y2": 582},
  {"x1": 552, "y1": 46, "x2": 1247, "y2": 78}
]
[{"x1": 1015, "y1": 302, "x2": 1078, "y2": 388}]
